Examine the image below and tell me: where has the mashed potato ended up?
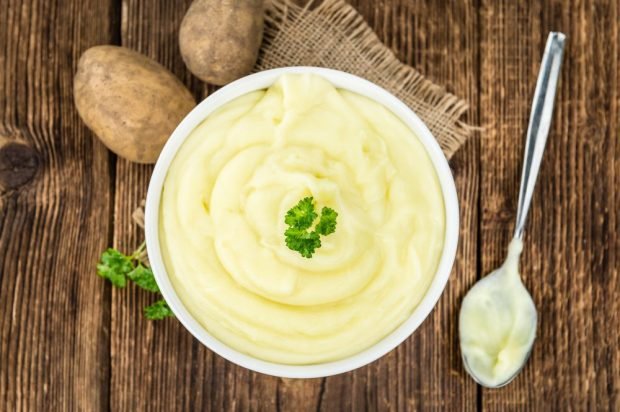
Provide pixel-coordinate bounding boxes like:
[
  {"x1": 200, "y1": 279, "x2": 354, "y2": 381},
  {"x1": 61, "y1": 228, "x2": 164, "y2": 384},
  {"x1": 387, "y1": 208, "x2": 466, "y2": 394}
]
[{"x1": 160, "y1": 74, "x2": 445, "y2": 364}]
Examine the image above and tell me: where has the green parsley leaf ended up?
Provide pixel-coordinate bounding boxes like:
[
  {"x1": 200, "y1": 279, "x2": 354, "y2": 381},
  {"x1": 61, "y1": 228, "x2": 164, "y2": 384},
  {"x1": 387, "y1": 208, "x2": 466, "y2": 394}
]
[
  {"x1": 283, "y1": 197, "x2": 337, "y2": 258},
  {"x1": 144, "y1": 299, "x2": 174, "y2": 320},
  {"x1": 96, "y1": 248, "x2": 133, "y2": 287},
  {"x1": 97, "y1": 244, "x2": 172, "y2": 320},
  {"x1": 284, "y1": 197, "x2": 317, "y2": 230},
  {"x1": 285, "y1": 227, "x2": 322, "y2": 258},
  {"x1": 315, "y1": 207, "x2": 338, "y2": 236},
  {"x1": 127, "y1": 264, "x2": 160, "y2": 293}
]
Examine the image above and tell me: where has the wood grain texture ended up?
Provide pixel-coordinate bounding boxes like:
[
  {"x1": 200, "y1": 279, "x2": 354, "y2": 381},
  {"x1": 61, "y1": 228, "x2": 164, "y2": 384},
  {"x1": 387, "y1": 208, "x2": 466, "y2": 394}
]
[
  {"x1": 479, "y1": 0, "x2": 619, "y2": 410},
  {"x1": 109, "y1": 1, "x2": 232, "y2": 411},
  {"x1": 0, "y1": 0, "x2": 118, "y2": 410},
  {"x1": 0, "y1": 0, "x2": 618, "y2": 410}
]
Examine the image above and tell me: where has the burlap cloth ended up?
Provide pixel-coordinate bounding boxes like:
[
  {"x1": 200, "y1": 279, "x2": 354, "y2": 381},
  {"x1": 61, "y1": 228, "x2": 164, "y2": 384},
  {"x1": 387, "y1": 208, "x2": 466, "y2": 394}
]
[{"x1": 132, "y1": 0, "x2": 473, "y2": 230}]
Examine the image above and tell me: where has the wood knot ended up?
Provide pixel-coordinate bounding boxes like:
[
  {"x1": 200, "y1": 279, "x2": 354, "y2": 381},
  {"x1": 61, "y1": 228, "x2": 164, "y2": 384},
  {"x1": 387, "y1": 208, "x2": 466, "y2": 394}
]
[{"x1": 0, "y1": 142, "x2": 39, "y2": 189}]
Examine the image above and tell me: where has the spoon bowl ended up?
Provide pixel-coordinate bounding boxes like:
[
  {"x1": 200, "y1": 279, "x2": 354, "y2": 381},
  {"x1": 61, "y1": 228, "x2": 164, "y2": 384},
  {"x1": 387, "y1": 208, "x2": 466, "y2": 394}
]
[
  {"x1": 459, "y1": 260, "x2": 538, "y2": 388},
  {"x1": 459, "y1": 238, "x2": 538, "y2": 388}
]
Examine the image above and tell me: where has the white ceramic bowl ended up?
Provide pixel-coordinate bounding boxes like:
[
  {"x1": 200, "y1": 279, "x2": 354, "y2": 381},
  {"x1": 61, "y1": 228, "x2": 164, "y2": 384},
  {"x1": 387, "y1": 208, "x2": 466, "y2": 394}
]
[{"x1": 145, "y1": 67, "x2": 459, "y2": 378}]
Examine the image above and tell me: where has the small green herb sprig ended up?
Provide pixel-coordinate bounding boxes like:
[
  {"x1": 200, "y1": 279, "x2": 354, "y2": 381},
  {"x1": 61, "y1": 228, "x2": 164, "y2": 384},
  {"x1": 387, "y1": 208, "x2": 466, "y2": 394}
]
[
  {"x1": 284, "y1": 197, "x2": 338, "y2": 258},
  {"x1": 97, "y1": 242, "x2": 173, "y2": 320}
]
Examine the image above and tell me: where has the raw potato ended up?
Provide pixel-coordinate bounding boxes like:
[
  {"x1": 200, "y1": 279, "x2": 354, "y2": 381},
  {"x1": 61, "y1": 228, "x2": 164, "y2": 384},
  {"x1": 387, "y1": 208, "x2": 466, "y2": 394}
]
[
  {"x1": 179, "y1": 0, "x2": 264, "y2": 85},
  {"x1": 74, "y1": 46, "x2": 196, "y2": 164}
]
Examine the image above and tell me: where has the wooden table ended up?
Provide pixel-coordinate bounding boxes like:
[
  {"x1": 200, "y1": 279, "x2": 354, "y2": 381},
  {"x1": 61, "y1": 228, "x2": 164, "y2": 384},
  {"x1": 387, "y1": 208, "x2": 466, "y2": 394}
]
[{"x1": 1, "y1": 0, "x2": 618, "y2": 410}]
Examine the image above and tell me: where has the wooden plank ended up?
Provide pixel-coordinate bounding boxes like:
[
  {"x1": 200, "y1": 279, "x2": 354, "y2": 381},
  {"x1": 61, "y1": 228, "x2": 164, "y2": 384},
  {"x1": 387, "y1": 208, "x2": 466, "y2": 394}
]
[
  {"x1": 0, "y1": 0, "x2": 118, "y2": 410},
  {"x1": 480, "y1": 0, "x2": 619, "y2": 409},
  {"x1": 478, "y1": 1, "x2": 543, "y2": 408},
  {"x1": 107, "y1": 1, "x2": 276, "y2": 411},
  {"x1": 311, "y1": 0, "x2": 481, "y2": 410}
]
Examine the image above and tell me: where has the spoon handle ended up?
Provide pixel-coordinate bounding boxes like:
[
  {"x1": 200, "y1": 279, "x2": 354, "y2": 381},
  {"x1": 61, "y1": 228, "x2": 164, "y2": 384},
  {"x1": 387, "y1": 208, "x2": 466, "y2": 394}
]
[{"x1": 513, "y1": 32, "x2": 566, "y2": 240}]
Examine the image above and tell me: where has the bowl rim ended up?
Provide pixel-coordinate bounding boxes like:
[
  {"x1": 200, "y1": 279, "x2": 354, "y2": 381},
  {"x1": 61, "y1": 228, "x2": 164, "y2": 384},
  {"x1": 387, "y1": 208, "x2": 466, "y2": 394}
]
[{"x1": 145, "y1": 66, "x2": 459, "y2": 378}]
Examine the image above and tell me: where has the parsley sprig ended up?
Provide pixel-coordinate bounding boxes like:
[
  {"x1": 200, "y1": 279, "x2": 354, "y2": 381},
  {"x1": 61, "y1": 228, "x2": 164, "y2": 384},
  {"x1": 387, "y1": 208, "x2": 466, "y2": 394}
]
[
  {"x1": 96, "y1": 242, "x2": 173, "y2": 320},
  {"x1": 284, "y1": 197, "x2": 338, "y2": 258}
]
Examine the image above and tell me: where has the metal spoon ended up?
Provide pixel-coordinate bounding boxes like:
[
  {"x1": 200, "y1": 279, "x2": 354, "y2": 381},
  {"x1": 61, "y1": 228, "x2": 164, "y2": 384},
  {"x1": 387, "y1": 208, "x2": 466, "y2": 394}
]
[{"x1": 459, "y1": 32, "x2": 566, "y2": 388}]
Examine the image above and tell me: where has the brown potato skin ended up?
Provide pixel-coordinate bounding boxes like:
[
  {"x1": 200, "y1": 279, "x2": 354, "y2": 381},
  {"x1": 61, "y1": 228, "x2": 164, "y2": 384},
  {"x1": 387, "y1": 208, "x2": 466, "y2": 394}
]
[
  {"x1": 74, "y1": 46, "x2": 196, "y2": 164},
  {"x1": 179, "y1": 0, "x2": 264, "y2": 86}
]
